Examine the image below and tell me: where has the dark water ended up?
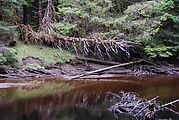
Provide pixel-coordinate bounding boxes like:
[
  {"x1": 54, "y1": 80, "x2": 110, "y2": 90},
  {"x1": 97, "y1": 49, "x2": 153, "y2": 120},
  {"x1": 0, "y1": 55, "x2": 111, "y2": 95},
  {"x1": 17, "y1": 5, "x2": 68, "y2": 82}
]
[{"x1": 0, "y1": 75, "x2": 179, "y2": 120}]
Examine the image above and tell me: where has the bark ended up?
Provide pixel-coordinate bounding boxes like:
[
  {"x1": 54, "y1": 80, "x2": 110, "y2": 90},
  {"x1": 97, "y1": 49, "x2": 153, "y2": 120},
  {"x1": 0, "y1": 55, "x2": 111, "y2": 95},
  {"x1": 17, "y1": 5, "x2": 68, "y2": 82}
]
[
  {"x1": 38, "y1": 0, "x2": 42, "y2": 27},
  {"x1": 23, "y1": 5, "x2": 28, "y2": 24},
  {"x1": 40, "y1": 0, "x2": 56, "y2": 33}
]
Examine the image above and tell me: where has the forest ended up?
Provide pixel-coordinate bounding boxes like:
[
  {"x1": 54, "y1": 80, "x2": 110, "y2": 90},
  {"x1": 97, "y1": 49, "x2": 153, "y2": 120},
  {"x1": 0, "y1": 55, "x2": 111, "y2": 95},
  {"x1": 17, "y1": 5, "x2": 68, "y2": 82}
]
[
  {"x1": 0, "y1": 0, "x2": 179, "y2": 120},
  {"x1": 0, "y1": 0, "x2": 178, "y2": 63},
  {"x1": 0, "y1": 0, "x2": 179, "y2": 78}
]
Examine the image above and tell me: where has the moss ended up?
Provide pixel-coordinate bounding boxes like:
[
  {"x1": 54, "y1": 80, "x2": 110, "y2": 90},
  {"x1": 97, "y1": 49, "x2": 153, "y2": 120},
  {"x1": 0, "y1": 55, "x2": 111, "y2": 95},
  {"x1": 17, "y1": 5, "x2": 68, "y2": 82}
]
[{"x1": 14, "y1": 44, "x2": 74, "y2": 67}]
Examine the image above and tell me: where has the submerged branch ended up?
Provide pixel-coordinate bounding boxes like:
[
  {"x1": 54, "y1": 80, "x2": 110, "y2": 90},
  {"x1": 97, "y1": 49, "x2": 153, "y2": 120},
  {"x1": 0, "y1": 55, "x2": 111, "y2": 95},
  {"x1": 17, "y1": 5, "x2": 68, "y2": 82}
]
[
  {"x1": 162, "y1": 99, "x2": 179, "y2": 108},
  {"x1": 108, "y1": 92, "x2": 179, "y2": 120}
]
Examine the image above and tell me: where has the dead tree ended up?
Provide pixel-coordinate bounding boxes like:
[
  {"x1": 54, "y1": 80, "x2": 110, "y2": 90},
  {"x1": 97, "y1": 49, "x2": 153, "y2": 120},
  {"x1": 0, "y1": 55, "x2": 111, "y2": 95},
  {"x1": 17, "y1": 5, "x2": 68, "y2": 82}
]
[
  {"x1": 38, "y1": 0, "x2": 42, "y2": 27},
  {"x1": 39, "y1": 0, "x2": 56, "y2": 34}
]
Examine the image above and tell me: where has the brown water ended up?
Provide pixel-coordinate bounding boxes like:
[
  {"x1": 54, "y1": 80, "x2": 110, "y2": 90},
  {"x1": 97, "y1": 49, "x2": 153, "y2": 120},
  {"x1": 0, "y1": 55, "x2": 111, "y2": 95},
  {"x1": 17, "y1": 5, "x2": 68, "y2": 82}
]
[{"x1": 0, "y1": 75, "x2": 179, "y2": 120}]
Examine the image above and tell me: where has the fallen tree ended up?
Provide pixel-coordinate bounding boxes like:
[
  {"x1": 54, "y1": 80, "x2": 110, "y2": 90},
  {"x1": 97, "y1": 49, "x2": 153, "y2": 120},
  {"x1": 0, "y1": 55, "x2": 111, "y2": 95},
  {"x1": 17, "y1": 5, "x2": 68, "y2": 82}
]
[
  {"x1": 19, "y1": 24, "x2": 138, "y2": 59},
  {"x1": 18, "y1": 0, "x2": 139, "y2": 60}
]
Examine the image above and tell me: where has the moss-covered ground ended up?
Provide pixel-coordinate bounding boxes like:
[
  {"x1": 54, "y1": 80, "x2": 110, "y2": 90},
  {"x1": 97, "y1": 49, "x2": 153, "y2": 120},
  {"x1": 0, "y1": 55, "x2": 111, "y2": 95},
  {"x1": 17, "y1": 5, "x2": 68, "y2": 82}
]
[{"x1": 14, "y1": 44, "x2": 74, "y2": 67}]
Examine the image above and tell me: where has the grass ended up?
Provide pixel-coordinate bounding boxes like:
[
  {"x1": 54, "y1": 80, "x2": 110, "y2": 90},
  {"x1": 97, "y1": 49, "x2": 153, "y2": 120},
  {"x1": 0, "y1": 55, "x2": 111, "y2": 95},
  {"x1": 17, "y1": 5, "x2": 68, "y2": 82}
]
[{"x1": 14, "y1": 44, "x2": 74, "y2": 66}]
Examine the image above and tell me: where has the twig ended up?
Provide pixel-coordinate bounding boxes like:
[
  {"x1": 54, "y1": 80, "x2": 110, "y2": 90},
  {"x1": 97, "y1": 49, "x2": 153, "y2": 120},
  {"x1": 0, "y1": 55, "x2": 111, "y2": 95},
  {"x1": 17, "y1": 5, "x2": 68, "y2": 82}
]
[
  {"x1": 162, "y1": 99, "x2": 179, "y2": 108},
  {"x1": 106, "y1": 92, "x2": 121, "y2": 99},
  {"x1": 134, "y1": 96, "x2": 159, "y2": 117},
  {"x1": 165, "y1": 107, "x2": 179, "y2": 115}
]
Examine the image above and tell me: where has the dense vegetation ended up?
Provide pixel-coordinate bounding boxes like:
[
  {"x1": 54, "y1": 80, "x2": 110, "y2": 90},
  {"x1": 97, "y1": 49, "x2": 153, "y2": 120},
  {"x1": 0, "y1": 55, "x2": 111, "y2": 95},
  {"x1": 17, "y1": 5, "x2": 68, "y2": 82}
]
[
  {"x1": 0, "y1": 0, "x2": 178, "y2": 66},
  {"x1": 55, "y1": 0, "x2": 179, "y2": 60}
]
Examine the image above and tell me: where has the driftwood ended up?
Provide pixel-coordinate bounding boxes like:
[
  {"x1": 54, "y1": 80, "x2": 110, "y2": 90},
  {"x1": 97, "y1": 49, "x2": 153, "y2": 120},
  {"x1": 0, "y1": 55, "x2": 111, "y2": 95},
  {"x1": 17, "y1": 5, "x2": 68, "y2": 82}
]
[
  {"x1": 70, "y1": 59, "x2": 144, "y2": 80},
  {"x1": 26, "y1": 68, "x2": 52, "y2": 75},
  {"x1": 0, "y1": 67, "x2": 54, "y2": 79},
  {"x1": 0, "y1": 74, "x2": 17, "y2": 78},
  {"x1": 107, "y1": 91, "x2": 179, "y2": 120},
  {"x1": 0, "y1": 73, "x2": 38, "y2": 78}
]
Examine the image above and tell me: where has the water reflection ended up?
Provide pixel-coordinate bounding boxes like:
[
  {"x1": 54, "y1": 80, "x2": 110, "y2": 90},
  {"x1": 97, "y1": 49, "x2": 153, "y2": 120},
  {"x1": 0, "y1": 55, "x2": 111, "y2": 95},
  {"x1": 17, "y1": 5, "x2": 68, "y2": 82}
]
[
  {"x1": 0, "y1": 105, "x2": 133, "y2": 120},
  {"x1": 0, "y1": 75, "x2": 179, "y2": 120}
]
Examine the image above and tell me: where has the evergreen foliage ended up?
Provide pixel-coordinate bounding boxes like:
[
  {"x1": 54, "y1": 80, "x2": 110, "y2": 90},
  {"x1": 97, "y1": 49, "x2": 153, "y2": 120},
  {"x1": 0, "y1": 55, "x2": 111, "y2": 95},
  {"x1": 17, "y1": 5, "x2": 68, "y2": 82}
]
[
  {"x1": 0, "y1": 0, "x2": 178, "y2": 60},
  {"x1": 0, "y1": 0, "x2": 25, "y2": 42},
  {"x1": 0, "y1": 0, "x2": 25, "y2": 24},
  {"x1": 54, "y1": 0, "x2": 178, "y2": 59},
  {"x1": 121, "y1": 0, "x2": 179, "y2": 59}
]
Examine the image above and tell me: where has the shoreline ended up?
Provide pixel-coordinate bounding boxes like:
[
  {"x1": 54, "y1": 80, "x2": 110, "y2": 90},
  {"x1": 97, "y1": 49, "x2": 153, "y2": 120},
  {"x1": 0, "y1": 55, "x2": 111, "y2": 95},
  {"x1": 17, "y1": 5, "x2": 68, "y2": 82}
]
[{"x1": 1, "y1": 60, "x2": 179, "y2": 80}]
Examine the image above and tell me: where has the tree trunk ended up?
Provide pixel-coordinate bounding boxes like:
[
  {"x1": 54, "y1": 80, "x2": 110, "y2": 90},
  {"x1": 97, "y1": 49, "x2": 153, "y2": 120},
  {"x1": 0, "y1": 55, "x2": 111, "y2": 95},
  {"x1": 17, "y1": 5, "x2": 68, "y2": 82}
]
[
  {"x1": 38, "y1": 0, "x2": 42, "y2": 27},
  {"x1": 23, "y1": 5, "x2": 28, "y2": 24}
]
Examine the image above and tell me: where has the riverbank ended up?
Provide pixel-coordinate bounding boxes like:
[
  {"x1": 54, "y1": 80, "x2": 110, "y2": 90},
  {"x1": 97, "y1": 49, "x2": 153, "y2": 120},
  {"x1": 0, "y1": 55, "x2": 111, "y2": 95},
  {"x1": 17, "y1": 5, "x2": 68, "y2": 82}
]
[
  {"x1": 1, "y1": 59, "x2": 179, "y2": 80},
  {"x1": 0, "y1": 43, "x2": 179, "y2": 80}
]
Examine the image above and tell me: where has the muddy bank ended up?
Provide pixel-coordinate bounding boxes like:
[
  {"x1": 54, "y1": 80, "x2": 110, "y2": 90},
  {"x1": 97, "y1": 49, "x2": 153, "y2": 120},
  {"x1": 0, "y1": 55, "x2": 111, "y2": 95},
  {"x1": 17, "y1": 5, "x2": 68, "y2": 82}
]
[
  {"x1": 0, "y1": 59, "x2": 179, "y2": 79},
  {"x1": 0, "y1": 44, "x2": 178, "y2": 79}
]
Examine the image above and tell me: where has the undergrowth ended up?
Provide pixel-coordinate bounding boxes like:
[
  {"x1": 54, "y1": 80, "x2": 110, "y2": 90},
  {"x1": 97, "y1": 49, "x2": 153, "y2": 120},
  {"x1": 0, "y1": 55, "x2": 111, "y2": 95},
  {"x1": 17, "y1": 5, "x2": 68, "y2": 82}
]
[
  {"x1": 14, "y1": 44, "x2": 74, "y2": 67},
  {"x1": 54, "y1": 0, "x2": 179, "y2": 60}
]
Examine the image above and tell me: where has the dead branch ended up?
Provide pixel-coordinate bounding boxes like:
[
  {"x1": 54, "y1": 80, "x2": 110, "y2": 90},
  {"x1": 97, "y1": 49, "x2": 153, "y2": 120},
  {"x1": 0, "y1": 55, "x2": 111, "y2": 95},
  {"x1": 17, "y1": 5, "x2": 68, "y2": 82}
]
[
  {"x1": 19, "y1": 24, "x2": 138, "y2": 59},
  {"x1": 0, "y1": 74, "x2": 15, "y2": 78},
  {"x1": 107, "y1": 92, "x2": 179, "y2": 120},
  {"x1": 70, "y1": 59, "x2": 144, "y2": 80},
  {"x1": 0, "y1": 74, "x2": 35, "y2": 78},
  {"x1": 162, "y1": 99, "x2": 179, "y2": 108},
  {"x1": 39, "y1": 0, "x2": 56, "y2": 34}
]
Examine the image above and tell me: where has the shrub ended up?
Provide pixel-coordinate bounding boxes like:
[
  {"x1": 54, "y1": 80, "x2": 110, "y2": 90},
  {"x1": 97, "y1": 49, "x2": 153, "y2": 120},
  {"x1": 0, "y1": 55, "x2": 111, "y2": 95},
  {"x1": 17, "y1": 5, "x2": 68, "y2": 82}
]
[
  {"x1": 0, "y1": 47, "x2": 18, "y2": 66},
  {"x1": 118, "y1": 0, "x2": 178, "y2": 59}
]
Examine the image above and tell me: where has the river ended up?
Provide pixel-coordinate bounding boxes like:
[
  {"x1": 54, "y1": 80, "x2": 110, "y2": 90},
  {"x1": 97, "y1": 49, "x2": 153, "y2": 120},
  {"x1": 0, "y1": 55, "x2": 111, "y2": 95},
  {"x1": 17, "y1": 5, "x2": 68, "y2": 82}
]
[{"x1": 0, "y1": 75, "x2": 179, "y2": 120}]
